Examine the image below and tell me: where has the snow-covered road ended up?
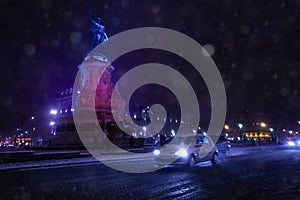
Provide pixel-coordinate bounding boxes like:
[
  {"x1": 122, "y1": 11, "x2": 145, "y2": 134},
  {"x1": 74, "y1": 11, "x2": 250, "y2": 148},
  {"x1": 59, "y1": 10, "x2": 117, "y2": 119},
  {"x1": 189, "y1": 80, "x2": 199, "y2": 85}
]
[{"x1": 0, "y1": 145, "x2": 299, "y2": 199}]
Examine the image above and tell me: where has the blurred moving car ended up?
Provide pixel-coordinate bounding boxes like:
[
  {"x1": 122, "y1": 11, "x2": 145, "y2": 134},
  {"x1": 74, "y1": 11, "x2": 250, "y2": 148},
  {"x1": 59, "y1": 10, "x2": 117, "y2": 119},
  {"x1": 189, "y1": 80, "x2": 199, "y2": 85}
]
[
  {"x1": 287, "y1": 137, "x2": 300, "y2": 148},
  {"x1": 153, "y1": 134, "x2": 218, "y2": 167},
  {"x1": 216, "y1": 136, "x2": 231, "y2": 152}
]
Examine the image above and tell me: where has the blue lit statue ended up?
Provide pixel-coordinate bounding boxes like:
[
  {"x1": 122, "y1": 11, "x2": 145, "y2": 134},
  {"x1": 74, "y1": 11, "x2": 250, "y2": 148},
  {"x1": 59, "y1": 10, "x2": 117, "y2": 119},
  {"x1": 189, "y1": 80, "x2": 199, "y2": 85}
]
[{"x1": 89, "y1": 6, "x2": 108, "y2": 49}]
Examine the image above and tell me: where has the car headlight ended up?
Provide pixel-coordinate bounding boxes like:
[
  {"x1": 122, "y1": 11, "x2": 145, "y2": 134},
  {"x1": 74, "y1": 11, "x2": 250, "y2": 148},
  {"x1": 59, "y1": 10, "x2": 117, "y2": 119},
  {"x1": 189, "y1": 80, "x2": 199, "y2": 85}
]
[
  {"x1": 153, "y1": 149, "x2": 160, "y2": 156},
  {"x1": 288, "y1": 141, "x2": 295, "y2": 146},
  {"x1": 297, "y1": 141, "x2": 300, "y2": 145},
  {"x1": 175, "y1": 148, "x2": 188, "y2": 157}
]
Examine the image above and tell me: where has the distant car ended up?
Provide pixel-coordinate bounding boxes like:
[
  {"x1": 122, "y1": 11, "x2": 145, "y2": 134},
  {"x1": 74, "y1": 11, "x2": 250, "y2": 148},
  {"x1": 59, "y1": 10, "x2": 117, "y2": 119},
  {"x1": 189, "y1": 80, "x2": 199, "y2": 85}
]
[
  {"x1": 216, "y1": 136, "x2": 231, "y2": 152},
  {"x1": 287, "y1": 137, "x2": 300, "y2": 148},
  {"x1": 153, "y1": 134, "x2": 218, "y2": 167}
]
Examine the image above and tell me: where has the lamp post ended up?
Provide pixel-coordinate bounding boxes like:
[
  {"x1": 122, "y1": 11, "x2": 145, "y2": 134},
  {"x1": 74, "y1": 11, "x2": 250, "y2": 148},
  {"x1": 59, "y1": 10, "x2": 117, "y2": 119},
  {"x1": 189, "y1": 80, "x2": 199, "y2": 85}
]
[
  {"x1": 49, "y1": 109, "x2": 58, "y2": 135},
  {"x1": 223, "y1": 124, "x2": 230, "y2": 139},
  {"x1": 30, "y1": 116, "x2": 35, "y2": 146},
  {"x1": 238, "y1": 123, "x2": 243, "y2": 142},
  {"x1": 21, "y1": 115, "x2": 36, "y2": 147}
]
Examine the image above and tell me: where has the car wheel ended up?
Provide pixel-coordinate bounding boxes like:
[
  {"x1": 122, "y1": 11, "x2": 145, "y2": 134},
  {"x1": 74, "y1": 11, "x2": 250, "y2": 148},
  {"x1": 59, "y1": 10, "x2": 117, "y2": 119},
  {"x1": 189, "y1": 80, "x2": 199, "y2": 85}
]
[
  {"x1": 187, "y1": 155, "x2": 196, "y2": 168},
  {"x1": 211, "y1": 153, "x2": 218, "y2": 165}
]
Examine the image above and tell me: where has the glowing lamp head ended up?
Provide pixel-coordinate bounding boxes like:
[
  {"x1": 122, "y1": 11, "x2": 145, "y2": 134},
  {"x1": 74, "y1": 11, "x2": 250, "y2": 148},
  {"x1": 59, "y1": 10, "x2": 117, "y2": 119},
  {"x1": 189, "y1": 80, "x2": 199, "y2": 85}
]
[
  {"x1": 238, "y1": 123, "x2": 243, "y2": 129},
  {"x1": 50, "y1": 109, "x2": 58, "y2": 115},
  {"x1": 260, "y1": 122, "x2": 266, "y2": 128}
]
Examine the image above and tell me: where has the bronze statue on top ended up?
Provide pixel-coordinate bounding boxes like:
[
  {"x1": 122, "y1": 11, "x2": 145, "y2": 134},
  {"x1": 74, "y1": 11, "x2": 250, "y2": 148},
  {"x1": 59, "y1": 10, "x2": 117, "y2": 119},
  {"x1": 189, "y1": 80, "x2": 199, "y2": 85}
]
[{"x1": 89, "y1": 6, "x2": 108, "y2": 49}]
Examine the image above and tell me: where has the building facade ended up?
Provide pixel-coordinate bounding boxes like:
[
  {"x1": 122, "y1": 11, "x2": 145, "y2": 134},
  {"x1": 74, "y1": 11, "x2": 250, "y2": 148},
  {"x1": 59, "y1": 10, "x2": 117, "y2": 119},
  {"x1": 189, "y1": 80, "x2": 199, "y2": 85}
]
[{"x1": 225, "y1": 113, "x2": 277, "y2": 144}]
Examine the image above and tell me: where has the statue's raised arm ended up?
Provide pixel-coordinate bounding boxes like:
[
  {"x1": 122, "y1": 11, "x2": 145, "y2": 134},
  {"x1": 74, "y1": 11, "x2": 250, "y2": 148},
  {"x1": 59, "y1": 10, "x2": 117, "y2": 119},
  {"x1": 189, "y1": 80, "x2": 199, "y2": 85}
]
[
  {"x1": 89, "y1": 6, "x2": 97, "y2": 25},
  {"x1": 89, "y1": 5, "x2": 94, "y2": 22}
]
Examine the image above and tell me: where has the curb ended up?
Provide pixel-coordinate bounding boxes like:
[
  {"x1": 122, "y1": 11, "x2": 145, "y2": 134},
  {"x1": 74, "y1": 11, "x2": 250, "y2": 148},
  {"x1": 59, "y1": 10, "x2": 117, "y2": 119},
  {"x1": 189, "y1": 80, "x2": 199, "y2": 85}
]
[
  {"x1": 0, "y1": 151, "x2": 90, "y2": 164},
  {"x1": 0, "y1": 154, "x2": 154, "y2": 172}
]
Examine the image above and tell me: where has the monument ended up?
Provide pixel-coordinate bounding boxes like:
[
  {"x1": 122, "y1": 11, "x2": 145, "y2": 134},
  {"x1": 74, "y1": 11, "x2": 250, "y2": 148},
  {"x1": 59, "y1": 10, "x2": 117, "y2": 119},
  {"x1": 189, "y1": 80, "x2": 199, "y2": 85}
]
[{"x1": 50, "y1": 10, "x2": 125, "y2": 146}]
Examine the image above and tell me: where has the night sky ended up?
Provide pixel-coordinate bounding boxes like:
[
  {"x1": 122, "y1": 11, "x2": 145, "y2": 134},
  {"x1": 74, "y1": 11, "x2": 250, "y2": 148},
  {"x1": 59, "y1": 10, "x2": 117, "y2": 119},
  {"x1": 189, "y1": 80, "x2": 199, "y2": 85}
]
[{"x1": 0, "y1": 0, "x2": 299, "y2": 135}]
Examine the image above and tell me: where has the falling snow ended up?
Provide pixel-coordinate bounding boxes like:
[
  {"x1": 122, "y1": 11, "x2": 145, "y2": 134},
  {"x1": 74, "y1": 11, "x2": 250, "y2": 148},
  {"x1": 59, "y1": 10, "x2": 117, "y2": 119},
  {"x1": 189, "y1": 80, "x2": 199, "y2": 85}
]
[
  {"x1": 23, "y1": 44, "x2": 36, "y2": 56},
  {"x1": 0, "y1": 0, "x2": 298, "y2": 133}
]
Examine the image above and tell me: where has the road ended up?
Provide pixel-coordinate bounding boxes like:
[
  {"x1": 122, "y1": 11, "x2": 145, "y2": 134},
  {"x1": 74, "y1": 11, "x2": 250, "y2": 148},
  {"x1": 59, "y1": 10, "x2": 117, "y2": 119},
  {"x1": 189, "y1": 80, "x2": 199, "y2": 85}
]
[{"x1": 0, "y1": 146, "x2": 300, "y2": 200}]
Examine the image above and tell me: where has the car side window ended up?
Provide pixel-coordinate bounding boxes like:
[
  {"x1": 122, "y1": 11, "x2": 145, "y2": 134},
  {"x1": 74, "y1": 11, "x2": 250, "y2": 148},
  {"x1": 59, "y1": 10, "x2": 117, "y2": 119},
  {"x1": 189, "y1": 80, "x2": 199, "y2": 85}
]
[
  {"x1": 196, "y1": 136, "x2": 203, "y2": 144},
  {"x1": 203, "y1": 136, "x2": 210, "y2": 144}
]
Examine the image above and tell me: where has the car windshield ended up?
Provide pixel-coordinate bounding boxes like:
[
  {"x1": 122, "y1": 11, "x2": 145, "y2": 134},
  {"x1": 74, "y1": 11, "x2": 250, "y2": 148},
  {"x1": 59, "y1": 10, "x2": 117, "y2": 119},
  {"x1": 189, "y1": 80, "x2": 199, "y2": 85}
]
[{"x1": 170, "y1": 136, "x2": 195, "y2": 145}]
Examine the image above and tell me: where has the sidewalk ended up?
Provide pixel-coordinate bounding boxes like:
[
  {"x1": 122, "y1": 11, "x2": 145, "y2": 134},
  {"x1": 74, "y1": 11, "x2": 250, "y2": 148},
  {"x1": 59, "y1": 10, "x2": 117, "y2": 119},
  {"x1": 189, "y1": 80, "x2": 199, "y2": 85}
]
[
  {"x1": 0, "y1": 150, "x2": 91, "y2": 164},
  {"x1": 0, "y1": 146, "x2": 155, "y2": 163},
  {"x1": 0, "y1": 149, "x2": 154, "y2": 172}
]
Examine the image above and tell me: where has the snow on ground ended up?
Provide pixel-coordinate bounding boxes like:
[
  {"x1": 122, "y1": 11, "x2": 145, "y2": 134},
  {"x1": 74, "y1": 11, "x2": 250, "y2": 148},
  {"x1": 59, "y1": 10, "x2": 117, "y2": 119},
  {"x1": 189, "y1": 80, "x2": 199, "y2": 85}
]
[{"x1": 0, "y1": 145, "x2": 285, "y2": 171}]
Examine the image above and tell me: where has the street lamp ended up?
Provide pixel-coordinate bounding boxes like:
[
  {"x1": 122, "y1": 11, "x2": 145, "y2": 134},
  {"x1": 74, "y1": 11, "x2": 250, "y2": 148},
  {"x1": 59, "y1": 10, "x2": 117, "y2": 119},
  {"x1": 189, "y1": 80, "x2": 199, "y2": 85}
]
[
  {"x1": 238, "y1": 123, "x2": 243, "y2": 129},
  {"x1": 224, "y1": 125, "x2": 229, "y2": 130},
  {"x1": 49, "y1": 109, "x2": 58, "y2": 115},
  {"x1": 237, "y1": 123, "x2": 243, "y2": 141},
  {"x1": 260, "y1": 122, "x2": 267, "y2": 128},
  {"x1": 49, "y1": 121, "x2": 56, "y2": 135},
  {"x1": 30, "y1": 116, "x2": 35, "y2": 146}
]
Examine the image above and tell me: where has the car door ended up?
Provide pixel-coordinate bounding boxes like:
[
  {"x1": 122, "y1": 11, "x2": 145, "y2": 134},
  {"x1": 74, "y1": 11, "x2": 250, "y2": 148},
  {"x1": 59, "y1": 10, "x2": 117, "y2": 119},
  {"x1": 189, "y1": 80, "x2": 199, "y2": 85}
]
[
  {"x1": 196, "y1": 136, "x2": 213, "y2": 161},
  {"x1": 203, "y1": 136, "x2": 215, "y2": 160}
]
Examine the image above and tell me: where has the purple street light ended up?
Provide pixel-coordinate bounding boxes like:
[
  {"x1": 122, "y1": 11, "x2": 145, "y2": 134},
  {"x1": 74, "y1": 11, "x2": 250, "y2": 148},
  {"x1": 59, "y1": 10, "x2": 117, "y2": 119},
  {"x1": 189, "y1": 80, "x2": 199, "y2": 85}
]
[{"x1": 50, "y1": 109, "x2": 58, "y2": 115}]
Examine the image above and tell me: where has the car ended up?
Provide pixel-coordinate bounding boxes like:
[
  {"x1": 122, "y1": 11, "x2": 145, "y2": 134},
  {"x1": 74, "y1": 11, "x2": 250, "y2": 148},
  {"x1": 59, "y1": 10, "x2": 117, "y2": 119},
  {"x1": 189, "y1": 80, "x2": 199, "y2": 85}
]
[
  {"x1": 216, "y1": 136, "x2": 231, "y2": 152},
  {"x1": 287, "y1": 137, "x2": 300, "y2": 148},
  {"x1": 153, "y1": 133, "x2": 218, "y2": 167}
]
